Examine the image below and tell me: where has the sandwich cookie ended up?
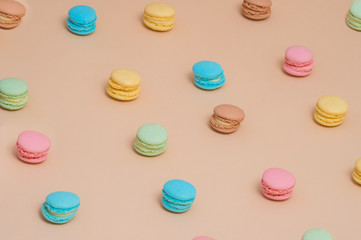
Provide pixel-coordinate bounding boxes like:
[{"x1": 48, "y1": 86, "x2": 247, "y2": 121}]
[
  {"x1": 352, "y1": 158, "x2": 361, "y2": 185},
  {"x1": 241, "y1": 0, "x2": 272, "y2": 20},
  {"x1": 0, "y1": 0, "x2": 26, "y2": 28},
  {"x1": 41, "y1": 191, "x2": 80, "y2": 224},
  {"x1": 210, "y1": 104, "x2": 245, "y2": 133},
  {"x1": 143, "y1": 2, "x2": 175, "y2": 31},
  {"x1": 302, "y1": 229, "x2": 333, "y2": 240},
  {"x1": 0, "y1": 78, "x2": 28, "y2": 110},
  {"x1": 283, "y1": 46, "x2": 314, "y2": 77},
  {"x1": 162, "y1": 179, "x2": 196, "y2": 213},
  {"x1": 261, "y1": 168, "x2": 296, "y2": 200},
  {"x1": 67, "y1": 5, "x2": 97, "y2": 35},
  {"x1": 16, "y1": 131, "x2": 51, "y2": 163},
  {"x1": 192, "y1": 61, "x2": 225, "y2": 90},
  {"x1": 314, "y1": 95, "x2": 348, "y2": 127},
  {"x1": 106, "y1": 69, "x2": 141, "y2": 101},
  {"x1": 134, "y1": 123, "x2": 168, "y2": 156},
  {"x1": 347, "y1": 0, "x2": 361, "y2": 31}
]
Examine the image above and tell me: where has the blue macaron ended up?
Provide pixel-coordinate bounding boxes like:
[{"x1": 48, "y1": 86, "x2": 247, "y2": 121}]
[
  {"x1": 162, "y1": 179, "x2": 196, "y2": 213},
  {"x1": 192, "y1": 61, "x2": 225, "y2": 90},
  {"x1": 67, "y1": 5, "x2": 97, "y2": 35},
  {"x1": 41, "y1": 191, "x2": 80, "y2": 224}
]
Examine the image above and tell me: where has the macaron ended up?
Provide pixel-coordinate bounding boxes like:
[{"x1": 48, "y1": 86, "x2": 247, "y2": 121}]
[
  {"x1": 0, "y1": 0, "x2": 26, "y2": 29},
  {"x1": 241, "y1": 0, "x2": 272, "y2": 20},
  {"x1": 209, "y1": 104, "x2": 245, "y2": 133},
  {"x1": 16, "y1": 130, "x2": 51, "y2": 163},
  {"x1": 0, "y1": 78, "x2": 28, "y2": 110},
  {"x1": 67, "y1": 5, "x2": 97, "y2": 35},
  {"x1": 302, "y1": 229, "x2": 333, "y2": 240},
  {"x1": 261, "y1": 168, "x2": 296, "y2": 200},
  {"x1": 193, "y1": 237, "x2": 215, "y2": 240},
  {"x1": 41, "y1": 191, "x2": 80, "y2": 224},
  {"x1": 192, "y1": 61, "x2": 225, "y2": 90},
  {"x1": 347, "y1": 0, "x2": 361, "y2": 31},
  {"x1": 314, "y1": 95, "x2": 349, "y2": 127},
  {"x1": 134, "y1": 123, "x2": 168, "y2": 156},
  {"x1": 283, "y1": 46, "x2": 314, "y2": 77},
  {"x1": 106, "y1": 69, "x2": 141, "y2": 101},
  {"x1": 352, "y1": 158, "x2": 361, "y2": 184},
  {"x1": 143, "y1": 2, "x2": 175, "y2": 31},
  {"x1": 162, "y1": 179, "x2": 196, "y2": 213}
]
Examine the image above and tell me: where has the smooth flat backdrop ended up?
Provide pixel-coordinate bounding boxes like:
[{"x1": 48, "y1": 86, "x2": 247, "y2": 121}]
[{"x1": 1, "y1": 0, "x2": 360, "y2": 239}]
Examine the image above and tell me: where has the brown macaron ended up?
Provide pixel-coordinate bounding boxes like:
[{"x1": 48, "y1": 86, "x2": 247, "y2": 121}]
[
  {"x1": 210, "y1": 104, "x2": 245, "y2": 133},
  {"x1": 241, "y1": 0, "x2": 272, "y2": 20},
  {"x1": 0, "y1": 0, "x2": 26, "y2": 29}
]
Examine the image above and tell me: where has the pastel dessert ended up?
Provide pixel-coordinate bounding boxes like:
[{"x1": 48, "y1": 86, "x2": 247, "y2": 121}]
[
  {"x1": 261, "y1": 168, "x2": 296, "y2": 200},
  {"x1": 283, "y1": 46, "x2": 314, "y2": 77},
  {"x1": 0, "y1": 78, "x2": 28, "y2": 110},
  {"x1": 210, "y1": 104, "x2": 245, "y2": 133},
  {"x1": 241, "y1": 0, "x2": 272, "y2": 20},
  {"x1": 41, "y1": 191, "x2": 80, "y2": 224},
  {"x1": 314, "y1": 95, "x2": 348, "y2": 127},
  {"x1": 143, "y1": 2, "x2": 175, "y2": 31},
  {"x1": 0, "y1": 0, "x2": 26, "y2": 29},
  {"x1": 162, "y1": 179, "x2": 196, "y2": 213},
  {"x1": 193, "y1": 237, "x2": 215, "y2": 240},
  {"x1": 352, "y1": 158, "x2": 361, "y2": 184},
  {"x1": 16, "y1": 130, "x2": 51, "y2": 163},
  {"x1": 134, "y1": 123, "x2": 168, "y2": 156},
  {"x1": 347, "y1": 0, "x2": 361, "y2": 31},
  {"x1": 106, "y1": 69, "x2": 141, "y2": 101},
  {"x1": 302, "y1": 229, "x2": 333, "y2": 240},
  {"x1": 67, "y1": 5, "x2": 97, "y2": 35},
  {"x1": 192, "y1": 61, "x2": 225, "y2": 90}
]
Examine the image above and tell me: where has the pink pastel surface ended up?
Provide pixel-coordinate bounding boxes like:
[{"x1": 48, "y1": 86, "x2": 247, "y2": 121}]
[
  {"x1": 193, "y1": 237, "x2": 215, "y2": 240},
  {"x1": 16, "y1": 130, "x2": 50, "y2": 163},
  {"x1": 261, "y1": 168, "x2": 296, "y2": 200}
]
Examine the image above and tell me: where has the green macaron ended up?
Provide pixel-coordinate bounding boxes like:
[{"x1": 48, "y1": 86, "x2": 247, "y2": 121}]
[
  {"x1": 303, "y1": 229, "x2": 333, "y2": 240},
  {"x1": 134, "y1": 123, "x2": 168, "y2": 156},
  {"x1": 0, "y1": 78, "x2": 29, "y2": 110},
  {"x1": 347, "y1": 0, "x2": 361, "y2": 31}
]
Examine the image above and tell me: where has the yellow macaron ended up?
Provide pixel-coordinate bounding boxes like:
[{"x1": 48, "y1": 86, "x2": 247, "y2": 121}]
[
  {"x1": 143, "y1": 2, "x2": 175, "y2": 31},
  {"x1": 106, "y1": 69, "x2": 141, "y2": 101},
  {"x1": 314, "y1": 95, "x2": 348, "y2": 127},
  {"x1": 352, "y1": 158, "x2": 361, "y2": 185}
]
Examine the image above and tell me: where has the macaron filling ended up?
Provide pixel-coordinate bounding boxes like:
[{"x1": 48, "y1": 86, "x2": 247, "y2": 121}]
[
  {"x1": 134, "y1": 137, "x2": 167, "y2": 155},
  {"x1": 0, "y1": 15, "x2": 16, "y2": 21},
  {"x1": 284, "y1": 59, "x2": 314, "y2": 73},
  {"x1": 262, "y1": 180, "x2": 293, "y2": 197},
  {"x1": 214, "y1": 116, "x2": 239, "y2": 126},
  {"x1": 16, "y1": 143, "x2": 49, "y2": 160}
]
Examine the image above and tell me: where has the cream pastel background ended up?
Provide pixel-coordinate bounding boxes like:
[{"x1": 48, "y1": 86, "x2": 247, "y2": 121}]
[{"x1": 1, "y1": 0, "x2": 361, "y2": 239}]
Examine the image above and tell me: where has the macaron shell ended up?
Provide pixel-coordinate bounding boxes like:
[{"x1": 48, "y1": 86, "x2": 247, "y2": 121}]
[
  {"x1": 209, "y1": 115, "x2": 239, "y2": 133},
  {"x1": 285, "y1": 46, "x2": 313, "y2": 65},
  {"x1": 144, "y1": 2, "x2": 175, "y2": 18},
  {"x1": 110, "y1": 69, "x2": 141, "y2": 89},
  {"x1": 0, "y1": 0, "x2": 26, "y2": 17},
  {"x1": 17, "y1": 131, "x2": 51, "y2": 153},
  {"x1": 46, "y1": 191, "x2": 80, "y2": 210},
  {"x1": 262, "y1": 168, "x2": 296, "y2": 190},
  {"x1": 163, "y1": 179, "x2": 196, "y2": 201},
  {"x1": 302, "y1": 228, "x2": 333, "y2": 240},
  {"x1": 283, "y1": 61, "x2": 313, "y2": 76},
  {"x1": 0, "y1": 78, "x2": 28, "y2": 96},
  {"x1": 245, "y1": 0, "x2": 272, "y2": 7},
  {"x1": 316, "y1": 95, "x2": 349, "y2": 116},
  {"x1": 213, "y1": 104, "x2": 245, "y2": 123},
  {"x1": 41, "y1": 203, "x2": 77, "y2": 224},
  {"x1": 350, "y1": 0, "x2": 361, "y2": 19},
  {"x1": 192, "y1": 61, "x2": 224, "y2": 79},
  {"x1": 136, "y1": 123, "x2": 168, "y2": 146},
  {"x1": 68, "y1": 5, "x2": 96, "y2": 25}
]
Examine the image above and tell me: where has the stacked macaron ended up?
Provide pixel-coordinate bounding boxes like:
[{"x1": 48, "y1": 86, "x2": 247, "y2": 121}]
[
  {"x1": 41, "y1": 191, "x2": 80, "y2": 224},
  {"x1": 106, "y1": 69, "x2": 141, "y2": 101},
  {"x1": 241, "y1": 0, "x2": 272, "y2": 20},
  {"x1": 347, "y1": 0, "x2": 361, "y2": 31},
  {"x1": 261, "y1": 168, "x2": 296, "y2": 200},
  {"x1": 162, "y1": 179, "x2": 196, "y2": 213},
  {"x1": 192, "y1": 61, "x2": 225, "y2": 90},
  {"x1": 134, "y1": 123, "x2": 168, "y2": 156},
  {"x1": 0, "y1": 0, "x2": 26, "y2": 29},
  {"x1": 314, "y1": 95, "x2": 349, "y2": 127},
  {"x1": 210, "y1": 104, "x2": 245, "y2": 133},
  {"x1": 16, "y1": 131, "x2": 51, "y2": 163},
  {"x1": 283, "y1": 46, "x2": 314, "y2": 77},
  {"x1": 0, "y1": 78, "x2": 28, "y2": 110},
  {"x1": 143, "y1": 2, "x2": 175, "y2": 31},
  {"x1": 67, "y1": 5, "x2": 97, "y2": 35}
]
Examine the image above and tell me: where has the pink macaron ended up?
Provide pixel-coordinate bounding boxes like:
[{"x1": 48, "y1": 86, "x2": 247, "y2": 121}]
[
  {"x1": 193, "y1": 237, "x2": 215, "y2": 240},
  {"x1": 261, "y1": 168, "x2": 296, "y2": 200},
  {"x1": 16, "y1": 130, "x2": 51, "y2": 163},
  {"x1": 283, "y1": 45, "x2": 314, "y2": 77}
]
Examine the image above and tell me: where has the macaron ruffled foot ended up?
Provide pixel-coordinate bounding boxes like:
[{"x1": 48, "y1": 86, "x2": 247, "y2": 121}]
[{"x1": 241, "y1": 0, "x2": 272, "y2": 20}]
